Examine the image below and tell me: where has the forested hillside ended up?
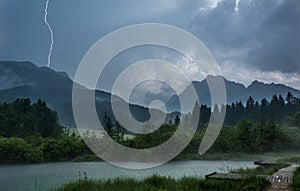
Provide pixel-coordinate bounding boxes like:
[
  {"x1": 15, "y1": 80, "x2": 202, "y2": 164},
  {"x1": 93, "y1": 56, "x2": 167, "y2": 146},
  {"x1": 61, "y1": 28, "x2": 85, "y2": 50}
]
[{"x1": 1, "y1": 92, "x2": 300, "y2": 164}]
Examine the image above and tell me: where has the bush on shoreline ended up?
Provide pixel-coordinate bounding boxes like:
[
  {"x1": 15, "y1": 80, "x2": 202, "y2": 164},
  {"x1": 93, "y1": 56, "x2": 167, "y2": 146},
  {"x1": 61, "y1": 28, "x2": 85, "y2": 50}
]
[
  {"x1": 2, "y1": 97, "x2": 300, "y2": 164},
  {"x1": 0, "y1": 137, "x2": 43, "y2": 163},
  {"x1": 0, "y1": 135, "x2": 90, "y2": 164}
]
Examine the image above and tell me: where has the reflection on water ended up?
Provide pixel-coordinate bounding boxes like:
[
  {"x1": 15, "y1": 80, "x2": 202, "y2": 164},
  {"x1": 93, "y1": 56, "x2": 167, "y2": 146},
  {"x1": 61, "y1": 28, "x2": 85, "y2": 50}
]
[{"x1": 0, "y1": 161, "x2": 255, "y2": 191}]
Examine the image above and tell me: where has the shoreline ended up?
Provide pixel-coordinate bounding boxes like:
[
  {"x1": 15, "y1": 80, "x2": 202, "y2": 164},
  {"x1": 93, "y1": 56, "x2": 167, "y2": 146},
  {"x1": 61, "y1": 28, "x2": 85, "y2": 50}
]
[{"x1": 1, "y1": 152, "x2": 300, "y2": 165}]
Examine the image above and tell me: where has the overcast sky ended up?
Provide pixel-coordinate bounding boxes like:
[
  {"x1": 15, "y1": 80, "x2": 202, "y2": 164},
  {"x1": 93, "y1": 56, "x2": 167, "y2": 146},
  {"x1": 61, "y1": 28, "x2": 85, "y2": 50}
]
[{"x1": 0, "y1": 0, "x2": 300, "y2": 91}]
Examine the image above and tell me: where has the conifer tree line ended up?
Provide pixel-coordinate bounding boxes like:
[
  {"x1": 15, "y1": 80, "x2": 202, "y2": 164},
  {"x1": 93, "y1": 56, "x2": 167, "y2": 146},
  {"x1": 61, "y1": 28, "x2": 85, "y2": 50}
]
[
  {"x1": 180, "y1": 92, "x2": 300, "y2": 154},
  {"x1": 0, "y1": 98, "x2": 63, "y2": 138},
  {"x1": 0, "y1": 98, "x2": 90, "y2": 163},
  {"x1": 196, "y1": 92, "x2": 300, "y2": 129},
  {"x1": 1, "y1": 91, "x2": 300, "y2": 163}
]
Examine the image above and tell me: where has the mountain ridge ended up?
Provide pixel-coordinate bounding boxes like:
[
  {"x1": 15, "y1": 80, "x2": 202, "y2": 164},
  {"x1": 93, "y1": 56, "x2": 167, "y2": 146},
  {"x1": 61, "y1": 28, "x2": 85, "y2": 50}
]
[
  {"x1": 1, "y1": 61, "x2": 300, "y2": 126},
  {"x1": 165, "y1": 76, "x2": 300, "y2": 111}
]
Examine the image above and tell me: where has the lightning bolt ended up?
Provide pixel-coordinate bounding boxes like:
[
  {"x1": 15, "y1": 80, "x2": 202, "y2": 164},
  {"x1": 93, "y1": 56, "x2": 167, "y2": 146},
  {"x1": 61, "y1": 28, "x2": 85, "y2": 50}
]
[
  {"x1": 44, "y1": 0, "x2": 54, "y2": 68},
  {"x1": 235, "y1": 0, "x2": 240, "y2": 12}
]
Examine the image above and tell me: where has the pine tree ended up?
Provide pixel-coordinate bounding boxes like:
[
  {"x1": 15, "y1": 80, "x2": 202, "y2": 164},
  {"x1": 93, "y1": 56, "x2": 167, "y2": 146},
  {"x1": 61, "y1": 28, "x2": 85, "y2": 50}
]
[
  {"x1": 174, "y1": 115, "x2": 180, "y2": 126},
  {"x1": 102, "y1": 112, "x2": 113, "y2": 138}
]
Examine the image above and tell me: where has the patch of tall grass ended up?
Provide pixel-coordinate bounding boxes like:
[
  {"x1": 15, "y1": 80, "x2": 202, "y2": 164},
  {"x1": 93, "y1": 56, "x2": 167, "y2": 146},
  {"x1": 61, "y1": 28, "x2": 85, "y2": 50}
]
[
  {"x1": 230, "y1": 163, "x2": 289, "y2": 175},
  {"x1": 56, "y1": 174, "x2": 269, "y2": 191},
  {"x1": 291, "y1": 167, "x2": 300, "y2": 191},
  {"x1": 276, "y1": 154, "x2": 300, "y2": 164}
]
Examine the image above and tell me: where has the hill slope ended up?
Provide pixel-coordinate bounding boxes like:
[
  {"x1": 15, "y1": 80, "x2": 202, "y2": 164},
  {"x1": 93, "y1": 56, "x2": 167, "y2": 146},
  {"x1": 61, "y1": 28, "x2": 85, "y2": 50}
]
[{"x1": 1, "y1": 61, "x2": 300, "y2": 125}]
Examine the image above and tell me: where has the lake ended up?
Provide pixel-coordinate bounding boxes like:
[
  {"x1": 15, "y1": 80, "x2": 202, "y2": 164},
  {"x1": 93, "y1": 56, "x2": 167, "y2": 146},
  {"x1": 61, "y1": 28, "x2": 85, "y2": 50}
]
[{"x1": 0, "y1": 161, "x2": 255, "y2": 191}]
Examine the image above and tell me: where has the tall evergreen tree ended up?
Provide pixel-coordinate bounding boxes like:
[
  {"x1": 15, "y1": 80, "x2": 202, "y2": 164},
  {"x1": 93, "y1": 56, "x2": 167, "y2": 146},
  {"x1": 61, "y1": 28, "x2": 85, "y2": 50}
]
[
  {"x1": 174, "y1": 115, "x2": 180, "y2": 126},
  {"x1": 102, "y1": 112, "x2": 113, "y2": 137},
  {"x1": 246, "y1": 96, "x2": 256, "y2": 121}
]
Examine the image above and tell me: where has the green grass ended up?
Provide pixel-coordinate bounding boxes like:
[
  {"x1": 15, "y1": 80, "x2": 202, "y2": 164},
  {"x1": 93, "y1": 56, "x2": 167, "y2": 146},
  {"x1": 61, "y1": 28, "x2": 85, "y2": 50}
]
[
  {"x1": 230, "y1": 163, "x2": 289, "y2": 175},
  {"x1": 276, "y1": 154, "x2": 300, "y2": 164},
  {"x1": 72, "y1": 152, "x2": 298, "y2": 163},
  {"x1": 291, "y1": 167, "x2": 300, "y2": 191},
  {"x1": 174, "y1": 152, "x2": 262, "y2": 161},
  {"x1": 72, "y1": 154, "x2": 103, "y2": 162},
  {"x1": 56, "y1": 175, "x2": 269, "y2": 191},
  {"x1": 173, "y1": 152, "x2": 293, "y2": 162}
]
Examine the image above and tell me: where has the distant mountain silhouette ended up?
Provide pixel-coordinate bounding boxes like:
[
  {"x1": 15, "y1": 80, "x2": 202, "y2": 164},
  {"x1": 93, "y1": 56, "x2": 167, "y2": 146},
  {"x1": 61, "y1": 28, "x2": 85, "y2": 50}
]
[
  {"x1": 1, "y1": 61, "x2": 300, "y2": 126},
  {"x1": 167, "y1": 75, "x2": 300, "y2": 111},
  {"x1": 0, "y1": 61, "x2": 149, "y2": 127}
]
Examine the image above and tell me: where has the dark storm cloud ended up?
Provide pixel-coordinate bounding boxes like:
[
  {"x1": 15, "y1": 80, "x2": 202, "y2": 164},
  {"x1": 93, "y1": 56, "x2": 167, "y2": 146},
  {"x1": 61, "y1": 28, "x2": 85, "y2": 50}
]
[
  {"x1": 191, "y1": 0, "x2": 300, "y2": 73},
  {"x1": 0, "y1": 0, "x2": 299, "y2": 90},
  {"x1": 0, "y1": 0, "x2": 201, "y2": 77},
  {"x1": 0, "y1": 0, "x2": 49, "y2": 64}
]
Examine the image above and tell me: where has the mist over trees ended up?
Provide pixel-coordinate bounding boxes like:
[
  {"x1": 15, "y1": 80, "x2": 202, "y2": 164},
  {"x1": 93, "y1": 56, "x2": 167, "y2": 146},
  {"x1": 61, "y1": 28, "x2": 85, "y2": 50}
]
[
  {"x1": 196, "y1": 92, "x2": 300, "y2": 129},
  {"x1": 1, "y1": 91, "x2": 300, "y2": 163}
]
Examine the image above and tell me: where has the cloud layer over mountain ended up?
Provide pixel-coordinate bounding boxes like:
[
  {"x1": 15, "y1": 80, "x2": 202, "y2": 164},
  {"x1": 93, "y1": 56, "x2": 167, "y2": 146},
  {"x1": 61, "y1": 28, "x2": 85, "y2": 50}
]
[{"x1": 0, "y1": 0, "x2": 299, "y2": 91}]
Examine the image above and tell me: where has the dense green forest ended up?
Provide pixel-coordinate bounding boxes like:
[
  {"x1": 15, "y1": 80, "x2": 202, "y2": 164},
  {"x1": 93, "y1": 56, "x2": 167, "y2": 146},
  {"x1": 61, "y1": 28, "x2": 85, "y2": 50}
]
[
  {"x1": 119, "y1": 92, "x2": 300, "y2": 154},
  {"x1": 196, "y1": 92, "x2": 300, "y2": 129},
  {"x1": 0, "y1": 98, "x2": 62, "y2": 138},
  {"x1": 0, "y1": 98, "x2": 91, "y2": 163},
  {"x1": 1, "y1": 92, "x2": 300, "y2": 163}
]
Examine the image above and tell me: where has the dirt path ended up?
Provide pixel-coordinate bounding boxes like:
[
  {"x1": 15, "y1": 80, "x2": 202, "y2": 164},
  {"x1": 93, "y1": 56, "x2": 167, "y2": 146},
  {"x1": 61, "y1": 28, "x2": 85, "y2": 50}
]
[{"x1": 265, "y1": 164, "x2": 299, "y2": 191}]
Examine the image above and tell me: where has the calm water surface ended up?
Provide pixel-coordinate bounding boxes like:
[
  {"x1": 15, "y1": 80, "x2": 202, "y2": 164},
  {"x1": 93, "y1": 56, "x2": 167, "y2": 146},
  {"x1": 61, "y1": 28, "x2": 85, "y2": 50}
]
[{"x1": 0, "y1": 161, "x2": 255, "y2": 191}]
